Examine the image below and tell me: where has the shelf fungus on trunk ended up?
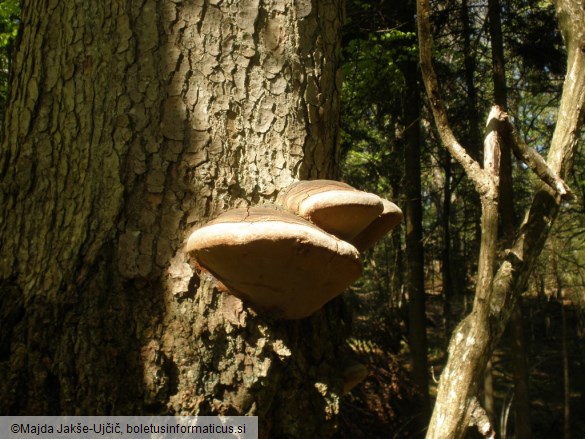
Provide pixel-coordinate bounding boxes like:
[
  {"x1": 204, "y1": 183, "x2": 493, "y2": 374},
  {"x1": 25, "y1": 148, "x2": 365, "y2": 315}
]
[
  {"x1": 350, "y1": 198, "x2": 403, "y2": 252},
  {"x1": 186, "y1": 206, "x2": 362, "y2": 319},
  {"x1": 276, "y1": 180, "x2": 385, "y2": 241}
]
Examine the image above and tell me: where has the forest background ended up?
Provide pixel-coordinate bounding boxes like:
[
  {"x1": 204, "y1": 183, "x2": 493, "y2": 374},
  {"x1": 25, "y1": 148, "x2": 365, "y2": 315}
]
[{"x1": 0, "y1": 0, "x2": 584, "y2": 438}]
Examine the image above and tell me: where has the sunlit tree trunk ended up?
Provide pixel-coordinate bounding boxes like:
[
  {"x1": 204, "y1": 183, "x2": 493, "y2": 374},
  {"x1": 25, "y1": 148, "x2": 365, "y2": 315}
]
[
  {"x1": 0, "y1": 1, "x2": 347, "y2": 436},
  {"x1": 484, "y1": 0, "x2": 506, "y2": 425}
]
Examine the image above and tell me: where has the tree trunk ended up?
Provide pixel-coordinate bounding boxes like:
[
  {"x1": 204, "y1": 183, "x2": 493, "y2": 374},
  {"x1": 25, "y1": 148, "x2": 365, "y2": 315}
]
[
  {"x1": 509, "y1": 300, "x2": 531, "y2": 438},
  {"x1": 561, "y1": 296, "x2": 571, "y2": 439},
  {"x1": 553, "y1": 253, "x2": 572, "y2": 439},
  {"x1": 440, "y1": 151, "x2": 454, "y2": 334},
  {"x1": 461, "y1": 0, "x2": 481, "y2": 162},
  {"x1": 0, "y1": 1, "x2": 347, "y2": 436},
  {"x1": 459, "y1": 0, "x2": 483, "y2": 321},
  {"x1": 403, "y1": 47, "x2": 430, "y2": 436},
  {"x1": 484, "y1": 0, "x2": 503, "y2": 426},
  {"x1": 487, "y1": 2, "x2": 532, "y2": 435}
]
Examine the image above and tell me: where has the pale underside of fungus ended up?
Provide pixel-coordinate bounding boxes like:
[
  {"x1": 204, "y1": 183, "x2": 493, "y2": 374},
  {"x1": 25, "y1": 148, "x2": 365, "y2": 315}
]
[{"x1": 186, "y1": 206, "x2": 362, "y2": 319}]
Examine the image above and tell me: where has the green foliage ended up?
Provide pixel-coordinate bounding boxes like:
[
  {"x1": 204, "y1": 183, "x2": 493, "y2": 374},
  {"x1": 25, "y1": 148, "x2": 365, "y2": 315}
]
[
  {"x1": 341, "y1": 26, "x2": 417, "y2": 192},
  {"x1": 0, "y1": 0, "x2": 19, "y2": 46},
  {"x1": 0, "y1": 0, "x2": 20, "y2": 125},
  {"x1": 505, "y1": 0, "x2": 566, "y2": 77}
]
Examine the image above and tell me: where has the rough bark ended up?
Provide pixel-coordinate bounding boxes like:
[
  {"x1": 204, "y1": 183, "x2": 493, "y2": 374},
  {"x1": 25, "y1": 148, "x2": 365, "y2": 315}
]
[
  {"x1": 417, "y1": 0, "x2": 585, "y2": 436},
  {"x1": 0, "y1": 1, "x2": 347, "y2": 437}
]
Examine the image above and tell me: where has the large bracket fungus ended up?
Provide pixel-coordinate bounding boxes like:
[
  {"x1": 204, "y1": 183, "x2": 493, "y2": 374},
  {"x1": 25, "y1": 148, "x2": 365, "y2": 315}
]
[
  {"x1": 186, "y1": 206, "x2": 362, "y2": 319},
  {"x1": 186, "y1": 180, "x2": 403, "y2": 319}
]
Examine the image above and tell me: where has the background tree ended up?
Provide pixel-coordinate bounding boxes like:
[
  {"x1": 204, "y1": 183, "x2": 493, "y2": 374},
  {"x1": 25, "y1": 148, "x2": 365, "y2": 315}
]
[{"x1": 0, "y1": 1, "x2": 349, "y2": 436}]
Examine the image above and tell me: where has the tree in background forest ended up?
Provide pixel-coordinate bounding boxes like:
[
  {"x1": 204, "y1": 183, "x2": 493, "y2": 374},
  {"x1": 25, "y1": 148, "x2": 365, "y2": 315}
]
[{"x1": 0, "y1": 1, "x2": 352, "y2": 437}]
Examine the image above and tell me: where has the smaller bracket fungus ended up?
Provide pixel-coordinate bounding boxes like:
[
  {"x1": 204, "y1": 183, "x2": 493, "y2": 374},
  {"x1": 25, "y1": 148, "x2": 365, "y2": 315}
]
[
  {"x1": 351, "y1": 198, "x2": 403, "y2": 252},
  {"x1": 186, "y1": 206, "x2": 362, "y2": 319},
  {"x1": 277, "y1": 180, "x2": 384, "y2": 241}
]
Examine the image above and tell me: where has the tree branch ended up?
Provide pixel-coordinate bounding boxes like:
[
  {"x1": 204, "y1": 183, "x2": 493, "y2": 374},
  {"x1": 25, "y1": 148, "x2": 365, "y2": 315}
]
[
  {"x1": 486, "y1": 105, "x2": 572, "y2": 198},
  {"x1": 508, "y1": 122, "x2": 573, "y2": 198},
  {"x1": 416, "y1": 0, "x2": 494, "y2": 198}
]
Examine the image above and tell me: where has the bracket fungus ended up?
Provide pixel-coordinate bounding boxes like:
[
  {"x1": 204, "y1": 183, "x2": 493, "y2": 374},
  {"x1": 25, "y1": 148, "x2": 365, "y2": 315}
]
[
  {"x1": 186, "y1": 206, "x2": 362, "y2": 319},
  {"x1": 350, "y1": 198, "x2": 403, "y2": 252},
  {"x1": 186, "y1": 180, "x2": 403, "y2": 319},
  {"x1": 277, "y1": 180, "x2": 384, "y2": 241}
]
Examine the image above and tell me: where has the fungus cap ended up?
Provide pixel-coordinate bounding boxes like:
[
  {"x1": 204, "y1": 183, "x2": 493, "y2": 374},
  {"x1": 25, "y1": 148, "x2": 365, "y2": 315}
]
[
  {"x1": 277, "y1": 180, "x2": 384, "y2": 241},
  {"x1": 186, "y1": 206, "x2": 362, "y2": 319},
  {"x1": 351, "y1": 198, "x2": 403, "y2": 251}
]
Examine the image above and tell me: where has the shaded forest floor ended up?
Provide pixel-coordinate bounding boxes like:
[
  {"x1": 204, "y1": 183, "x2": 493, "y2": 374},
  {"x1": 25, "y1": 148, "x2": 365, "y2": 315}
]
[{"x1": 336, "y1": 291, "x2": 585, "y2": 438}]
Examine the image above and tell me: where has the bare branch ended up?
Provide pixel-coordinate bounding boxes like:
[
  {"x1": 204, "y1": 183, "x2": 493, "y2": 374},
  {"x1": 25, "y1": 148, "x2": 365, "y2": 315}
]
[
  {"x1": 416, "y1": 0, "x2": 493, "y2": 197},
  {"x1": 508, "y1": 123, "x2": 574, "y2": 199},
  {"x1": 483, "y1": 105, "x2": 506, "y2": 177},
  {"x1": 417, "y1": 0, "x2": 577, "y2": 202}
]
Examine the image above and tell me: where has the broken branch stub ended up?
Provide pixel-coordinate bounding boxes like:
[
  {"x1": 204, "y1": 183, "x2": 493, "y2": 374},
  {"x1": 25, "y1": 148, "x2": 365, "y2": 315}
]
[
  {"x1": 276, "y1": 180, "x2": 385, "y2": 241},
  {"x1": 186, "y1": 206, "x2": 362, "y2": 319}
]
